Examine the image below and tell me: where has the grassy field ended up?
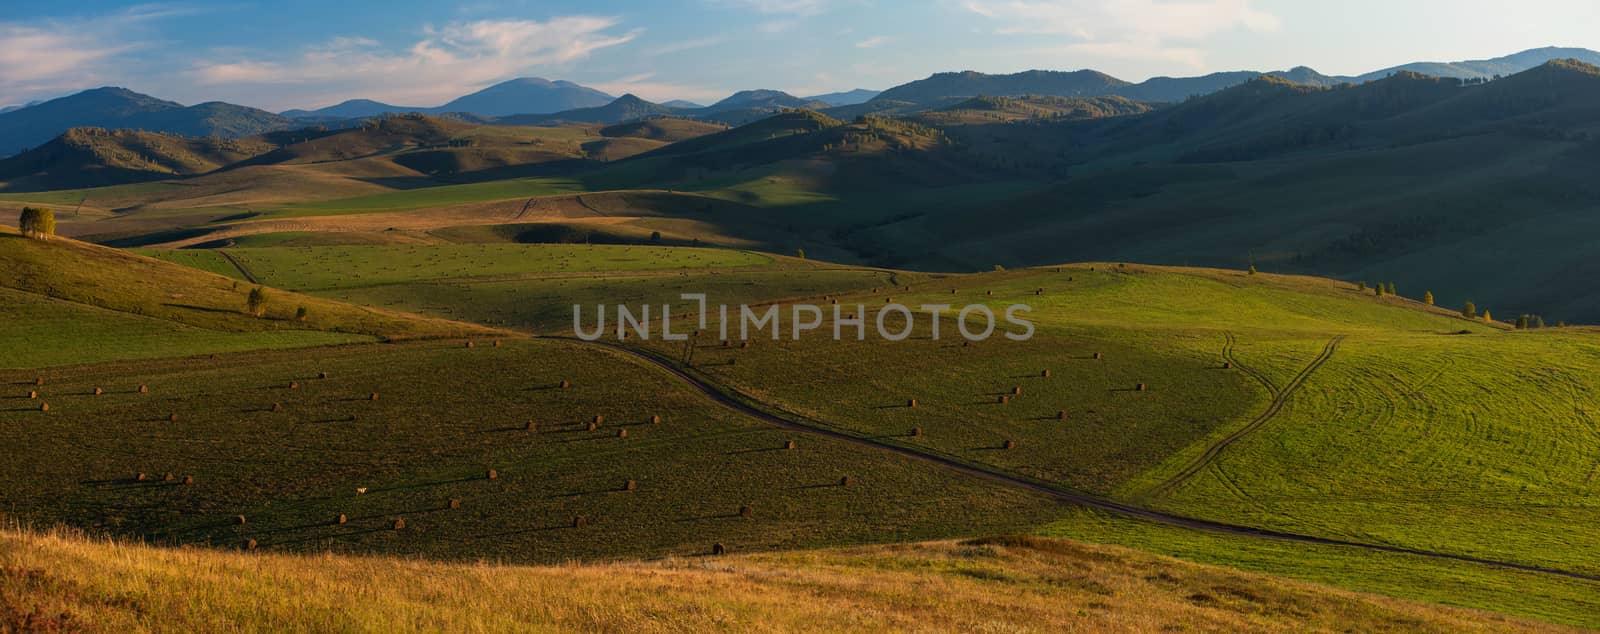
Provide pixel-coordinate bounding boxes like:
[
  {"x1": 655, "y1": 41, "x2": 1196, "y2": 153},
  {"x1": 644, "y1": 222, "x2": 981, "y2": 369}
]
[
  {"x1": 0, "y1": 339, "x2": 1059, "y2": 563},
  {"x1": 6, "y1": 529, "x2": 1567, "y2": 633}
]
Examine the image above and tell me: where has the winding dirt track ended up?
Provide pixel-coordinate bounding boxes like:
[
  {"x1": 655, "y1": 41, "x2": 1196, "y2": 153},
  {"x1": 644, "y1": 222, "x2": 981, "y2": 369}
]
[
  {"x1": 216, "y1": 250, "x2": 260, "y2": 284},
  {"x1": 1145, "y1": 335, "x2": 1344, "y2": 498},
  {"x1": 567, "y1": 337, "x2": 1600, "y2": 583}
]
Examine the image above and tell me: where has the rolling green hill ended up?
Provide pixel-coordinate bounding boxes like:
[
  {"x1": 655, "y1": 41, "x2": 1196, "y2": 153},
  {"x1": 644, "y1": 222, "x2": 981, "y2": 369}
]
[{"x1": 0, "y1": 128, "x2": 276, "y2": 190}]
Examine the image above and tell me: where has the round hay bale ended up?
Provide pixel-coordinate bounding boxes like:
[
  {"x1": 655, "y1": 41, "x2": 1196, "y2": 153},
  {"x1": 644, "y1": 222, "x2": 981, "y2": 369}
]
[
  {"x1": 486, "y1": 469, "x2": 498, "y2": 480},
  {"x1": 624, "y1": 479, "x2": 637, "y2": 491},
  {"x1": 650, "y1": 415, "x2": 662, "y2": 424},
  {"x1": 738, "y1": 505, "x2": 753, "y2": 518},
  {"x1": 839, "y1": 476, "x2": 853, "y2": 487},
  {"x1": 962, "y1": 341, "x2": 972, "y2": 348},
  {"x1": 986, "y1": 290, "x2": 993, "y2": 296},
  {"x1": 136, "y1": 472, "x2": 148, "y2": 482},
  {"x1": 181, "y1": 475, "x2": 194, "y2": 485},
  {"x1": 1042, "y1": 370, "x2": 1051, "y2": 378},
  {"x1": 617, "y1": 428, "x2": 628, "y2": 439},
  {"x1": 525, "y1": 420, "x2": 538, "y2": 432},
  {"x1": 369, "y1": 392, "x2": 379, "y2": 401},
  {"x1": 951, "y1": 289, "x2": 958, "y2": 294},
  {"x1": 393, "y1": 518, "x2": 406, "y2": 530},
  {"x1": 336, "y1": 514, "x2": 348, "y2": 525},
  {"x1": 492, "y1": 340, "x2": 501, "y2": 348},
  {"x1": 168, "y1": 413, "x2": 178, "y2": 422},
  {"x1": 35, "y1": 377, "x2": 44, "y2": 386},
  {"x1": 722, "y1": 340, "x2": 732, "y2": 348},
  {"x1": 27, "y1": 391, "x2": 36, "y2": 399},
  {"x1": 997, "y1": 395, "x2": 1010, "y2": 404},
  {"x1": 572, "y1": 515, "x2": 587, "y2": 528},
  {"x1": 93, "y1": 387, "x2": 104, "y2": 395},
  {"x1": 1003, "y1": 439, "x2": 1016, "y2": 450},
  {"x1": 907, "y1": 399, "x2": 918, "y2": 408},
  {"x1": 559, "y1": 380, "x2": 570, "y2": 389},
  {"x1": 740, "y1": 341, "x2": 750, "y2": 349},
  {"x1": 1137, "y1": 383, "x2": 1147, "y2": 392},
  {"x1": 784, "y1": 440, "x2": 796, "y2": 450},
  {"x1": 244, "y1": 539, "x2": 258, "y2": 550},
  {"x1": 289, "y1": 381, "x2": 300, "y2": 389},
  {"x1": 138, "y1": 385, "x2": 149, "y2": 394},
  {"x1": 911, "y1": 427, "x2": 925, "y2": 438},
  {"x1": 318, "y1": 372, "x2": 329, "y2": 380},
  {"x1": 270, "y1": 403, "x2": 282, "y2": 412},
  {"x1": 712, "y1": 542, "x2": 727, "y2": 555},
  {"x1": 163, "y1": 473, "x2": 174, "y2": 482},
  {"x1": 586, "y1": 422, "x2": 598, "y2": 432},
  {"x1": 1093, "y1": 352, "x2": 1103, "y2": 360},
  {"x1": 1223, "y1": 362, "x2": 1233, "y2": 369},
  {"x1": 449, "y1": 498, "x2": 461, "y2": 509},
  {"x1": 465, "y1": 341, "x2": 475, "y2": 349},
  {"x1": 38, "y1": 403, "x2": 49, "y2": 412},
  {"x1": 1057, "y1": 410, "x2": 1068, "y2": 420},
  {"x1": 1012, "y1": 386, "x2": 1023, "y2": 396},
  {"x1": 234, "y1": 515, "x2": 247, "y2": 525}
]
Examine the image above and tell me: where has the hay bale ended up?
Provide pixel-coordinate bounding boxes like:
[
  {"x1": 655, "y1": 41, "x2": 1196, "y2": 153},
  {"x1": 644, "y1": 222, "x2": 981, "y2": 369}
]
[
  {"x1": 93, "y1": 387, "x2": 104, "y2": 395},
  {"x1": 270, "y1": 403, "x2": 282, "y2": 412},
  {"x1": 617, "y1": 428, "x2": 629, "y2": 439},
  {"x1": 997, "y1": 395, "x2": 1009, "y2": 404},
  {"x1": 1002, "y1": 439, "x2": 1016, "y2": 450},
  {"x1": 181, "y1": 475, "x2": 194, "y2": 485},
  {"x1": 168, "y1": 413, "x2": 178, "y2": 422},
  {"x1": 1137, "y1": 383, "x2": 1147, "y2": 392},
  {"x1": 624, "y1": 479, "x2": 637, "y2": 491},
  {"x1": 586, "y1": 422, "x2": 598, "y2": 432},
  {"x1": 738, "y1": 505, "x2": 753, "y2": 518},
  {"x1": 492, "y1": 340, "x2": 502, "y2": 348},
  {"x1": 486, "y1": 469, "x2": 498, "y2": 480},
  {"x1": 907, "y1": 398, "x2": 918, "y2": 408},
  {"x1": 244, "y1": 539, "x2": 258, "y2": 550},
  {"x1": 1093, "y1": 352, "x2": 1102, "y2": 360},
  {"x1": 318, "y1": 372, "x2": 329, "y2": 380},
  {"x1": 465, "y1": 341, "x2": 475, "y2": 349},
  {"x1": 911, "y1": 427, "x2": 923, "y2": 437},
  {"x1": 369, "y1": 392, "x2": 379, "y2": 401},
  {"x1": 559, "y1": 380, "x2": 570, "y2": 389},
  {"x1": 393, "y1": 518, "x2": 406, "y2": 530},
  {"x1": 951, "y1": 289, "x2": 958, "y2": 294},
  {"x1": 27, "y1": 391, "x2": 36, "y2": 399},
  {"x1": 1042, "y1": 370, "x2": 1051, "y2": 378},
  {"x1": 138, "y1": 385, "x2": 149, "y2": 394},
  {"x1": 572, "y1": 515, "x2": 588, "y2": 528},
  {"x1": 1012, "y1": 386, "x2": 1023, "y2": 396},
  {"x1": 712, "y1": 543, "x2": 727, "y2": 555},
  {"x1": 163, "y1": 473, "x2": 175, "y2": 482},
  {"x1": 289, "y1": 381, "x2": 300, "y2": 389},
  {"x1": 740, "y1": 341, "x2": 750, "y2": 349},
  {"x1": 38, "y1": 403, "x2": 48, "y2": 412},
  {"x1": 1223, "y1": 362, "x2": 1232, "y2": 369},
  {"x1": 593, "y1": 415, "x2": 604, "y2": 425},
  {"x1": 525, "y1": 420, "x2": 538, "y2": 432},
  {"x1": 1057, "y1": 410, "x2": 1068, "y2": 420},
  {"x1": 234, "y1": 515, "x2": 247, "y2": 525},
  {"x1": 650, "y1": 415, "x2": 662, "y2": 424},
  {"x1": 34, "y1": 377, "x2": 44, "y2": 386},
  {"x1": 722, "y1": 340, "x2": 732, "y2": 348},
  {"x1": 839, "y1": 476, "x2": 853, "y2": 487},
  {"x1": 784, "y1": 440, "x2": 796, "y2": 450},
  {"x1": 336, "y1": 514, "x2": 348, "y2": 525},
  {"x1": 136, "y1": 472, "x2": 148, "y2": 482},
  {"x1": 449, "y1": 498, "x2": 461, "y2": 509}
]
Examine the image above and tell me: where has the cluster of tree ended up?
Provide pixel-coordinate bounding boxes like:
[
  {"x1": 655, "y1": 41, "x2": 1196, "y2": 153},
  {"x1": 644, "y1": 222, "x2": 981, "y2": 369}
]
[
  {"x1": 1515, "y1": 314, "x2": 1547, "y2": 329},
  {"x1": 19, "y1": 207, "x2": 55, "y2": 240}
]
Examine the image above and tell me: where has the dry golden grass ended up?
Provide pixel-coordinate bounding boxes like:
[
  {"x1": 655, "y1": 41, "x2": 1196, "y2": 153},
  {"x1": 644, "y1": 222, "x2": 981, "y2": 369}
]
[{"x1": 0, "y1": 528, "x2": 1568, "y2": 633}]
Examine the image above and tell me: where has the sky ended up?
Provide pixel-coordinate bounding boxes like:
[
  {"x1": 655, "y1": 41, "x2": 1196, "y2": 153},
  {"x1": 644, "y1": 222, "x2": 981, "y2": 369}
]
[{"x1": 2, "y1": 0, "x2": 1599, "y2": 111}]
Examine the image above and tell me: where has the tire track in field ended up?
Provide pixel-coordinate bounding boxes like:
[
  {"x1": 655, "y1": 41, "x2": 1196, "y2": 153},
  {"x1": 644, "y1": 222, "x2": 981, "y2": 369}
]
[
  {"x1": 1144, "y1": 336, "x2": 1344, "y2": 499},
  {"x1": 1223, "y1": 331, "x2": 1279, "y2": 396},
  {"x1": 216, "y1": 250, "x2": 260, "y2": 284},
  {"x1": 567, "y1": 337, "x2": 1600, "y2": 584}
]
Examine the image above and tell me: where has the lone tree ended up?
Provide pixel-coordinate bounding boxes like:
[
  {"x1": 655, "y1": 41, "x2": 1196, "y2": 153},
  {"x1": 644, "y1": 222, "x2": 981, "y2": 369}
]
[
  {"x1": 1385, "y1": 282, "x2": 1397, "y2": 296},
  {"x1": 19, "y1": 207, "x2": 56, "y2": 240},
  {"x1": 1462, "y1": 301, "x2": 1477, "y2": 318},
  {"x1": 1483, "y1": 309, "x2": 1492, "y2": 322},
  {"x1": 1424, "y1": 291, "x2": 1434, "y2": 306},
  {"x1": 246, "y1": 287, "x2": 268, "y2": 317}
]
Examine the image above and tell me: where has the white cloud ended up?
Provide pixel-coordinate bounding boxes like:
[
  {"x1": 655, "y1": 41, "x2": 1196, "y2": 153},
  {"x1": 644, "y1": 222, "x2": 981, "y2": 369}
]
[
  {"x1": 713, "y1": 0, "x2": 835, "y2": 15},
  {"x1": 0, "y1": 5, "x2": 189, "y2": 105},
  {"x1": 855, "y1": 36, "x2": 890, "y2": 49},
  {"x1": 963, "y1": 0, "x2": 1280, "y2": 67},
  {"x1": 190, "y1": 16, "x2": 640, "y2": 109},
  {"x1": 646, "y1": 36, "x2": 729, "y2": 56}
]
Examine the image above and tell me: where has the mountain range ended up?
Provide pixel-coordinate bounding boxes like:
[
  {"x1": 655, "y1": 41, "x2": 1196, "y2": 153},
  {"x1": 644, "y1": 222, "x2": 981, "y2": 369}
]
[{"x1": 3, "y1": 47, "x2": 1596, "y2": 158}]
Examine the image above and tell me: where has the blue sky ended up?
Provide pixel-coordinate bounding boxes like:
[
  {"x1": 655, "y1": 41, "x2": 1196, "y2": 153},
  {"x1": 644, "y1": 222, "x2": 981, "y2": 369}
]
[{"x1": 3, "y1": 1, "x2": 1599, "y2": 110}]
